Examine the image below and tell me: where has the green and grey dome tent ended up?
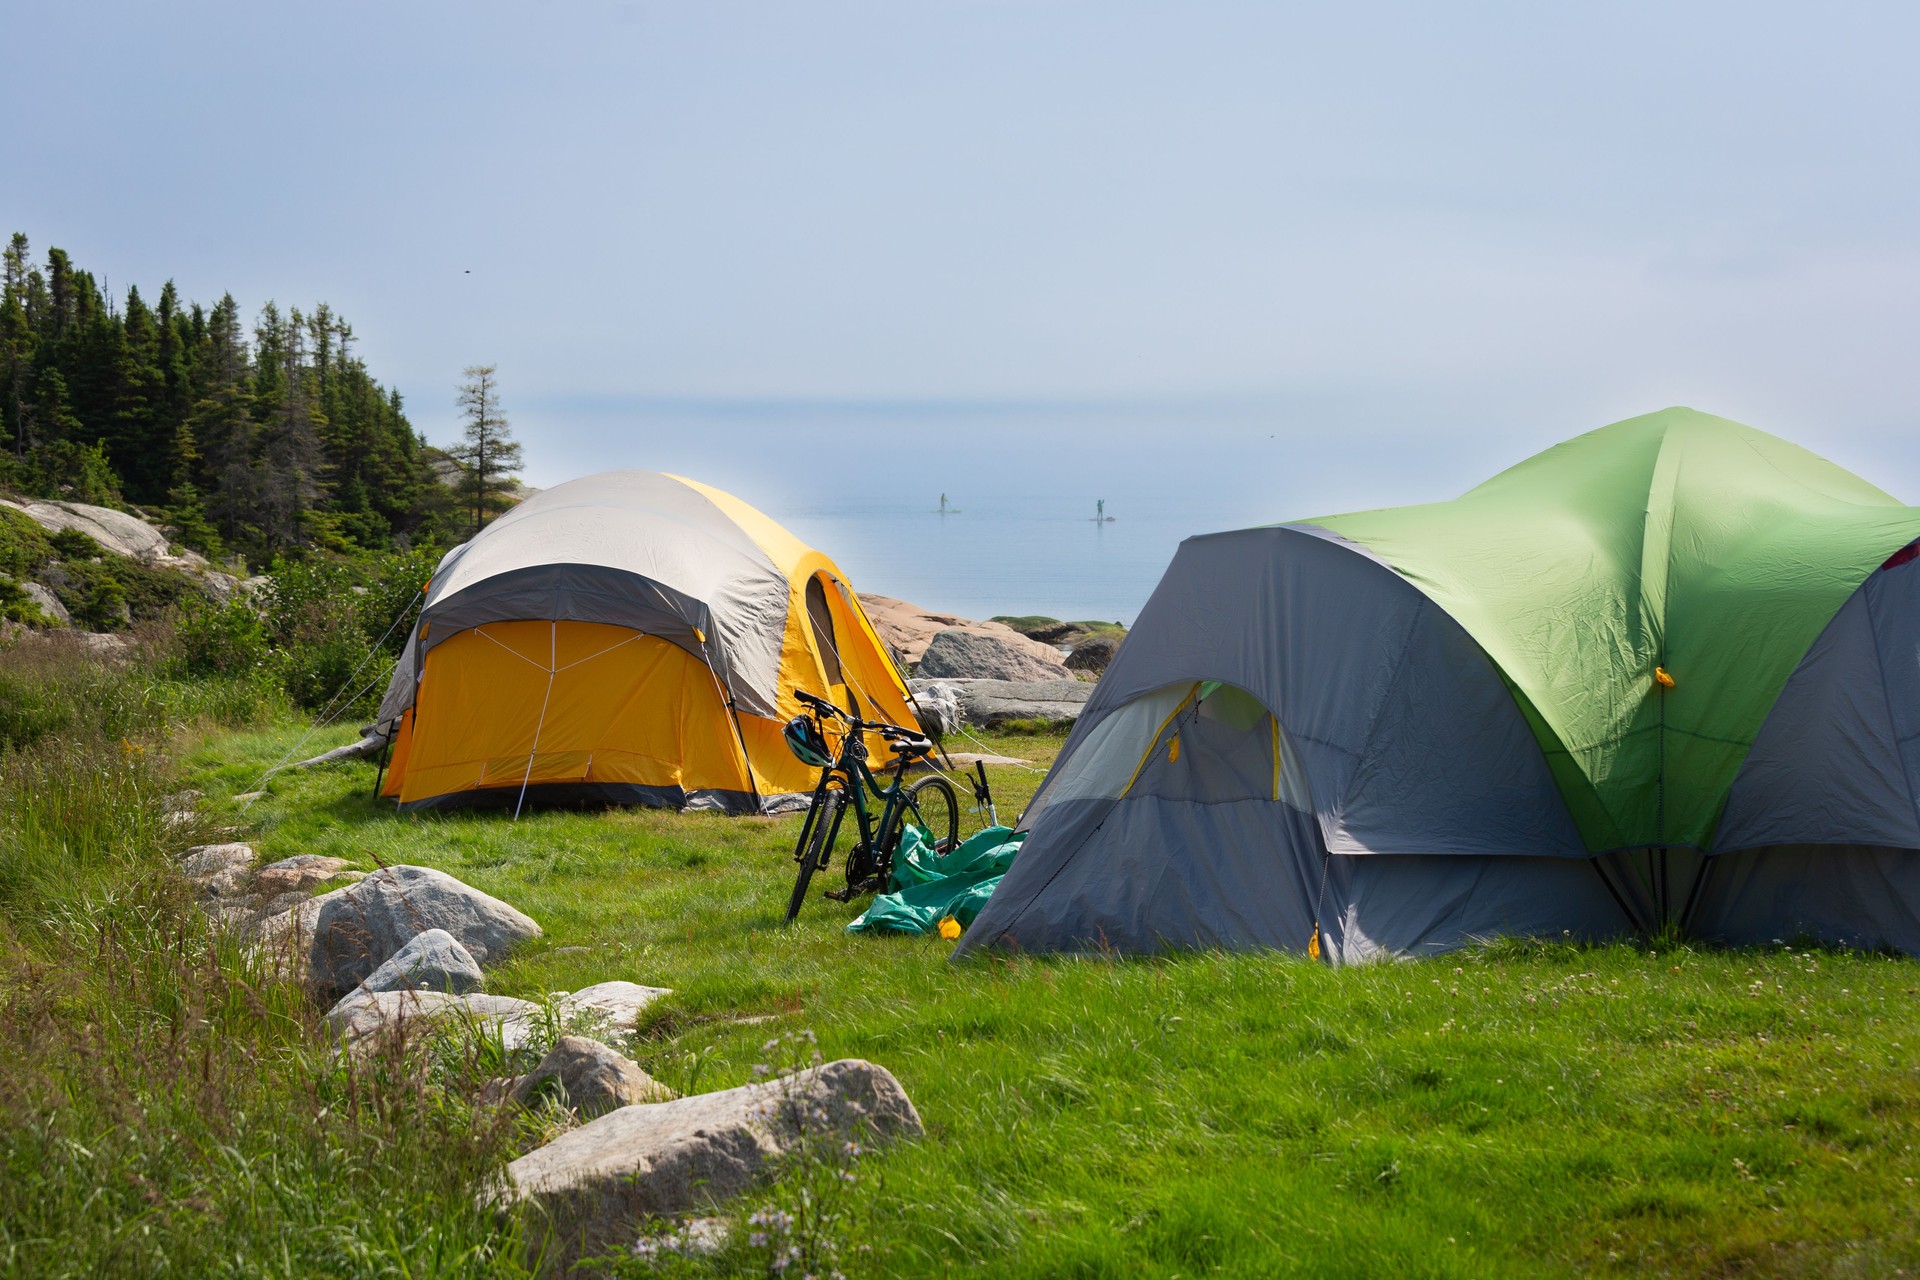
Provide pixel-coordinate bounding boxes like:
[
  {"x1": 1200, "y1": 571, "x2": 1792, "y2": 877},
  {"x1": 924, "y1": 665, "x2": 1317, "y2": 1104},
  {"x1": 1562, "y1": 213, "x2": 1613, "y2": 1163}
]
[{"x1": 958, "y1": 408, "x2": 1920, "y2": 961}]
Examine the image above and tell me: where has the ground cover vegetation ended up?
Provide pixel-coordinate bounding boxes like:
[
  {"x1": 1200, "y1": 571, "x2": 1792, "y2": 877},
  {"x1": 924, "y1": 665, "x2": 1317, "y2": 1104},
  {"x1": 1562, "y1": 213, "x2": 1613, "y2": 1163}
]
[
  {"x1": 0, "y1": 232, "x2": 468, "y2": 562},
  {"x1": 3, "y1": 615, "x2": 1916, "y2": 1276}
]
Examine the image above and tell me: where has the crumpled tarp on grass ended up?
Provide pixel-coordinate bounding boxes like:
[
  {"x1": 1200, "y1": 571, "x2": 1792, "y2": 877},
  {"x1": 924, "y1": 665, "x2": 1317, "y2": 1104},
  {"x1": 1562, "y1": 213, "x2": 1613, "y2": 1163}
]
[{"x1": 847, "y1": 826, "x2": 1025, "y2": 936}]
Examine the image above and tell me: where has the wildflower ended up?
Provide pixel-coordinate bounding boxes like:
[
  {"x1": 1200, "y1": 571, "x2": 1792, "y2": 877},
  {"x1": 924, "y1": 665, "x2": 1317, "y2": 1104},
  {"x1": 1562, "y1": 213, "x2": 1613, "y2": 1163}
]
[
  {"x1": 764, "y1": 1037, "x2": 782, "y2": 1052},
  {"x1": 750, "y1": 1232, "x2": 768, "y2": 1248},
  {"x1": 753, "y1": 1063, "x2": 772, "y2": 1078}
]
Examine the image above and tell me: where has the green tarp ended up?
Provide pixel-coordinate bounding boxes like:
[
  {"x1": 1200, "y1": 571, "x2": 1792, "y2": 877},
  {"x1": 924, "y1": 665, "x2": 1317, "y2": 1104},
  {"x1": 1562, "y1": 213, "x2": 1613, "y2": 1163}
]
[
  {"x1": 1308, "y1": 408, "x2": 1920, "y2": 850},
  {"x1": 847, "y1": 826, "x2": 1026, "y2": 936}
]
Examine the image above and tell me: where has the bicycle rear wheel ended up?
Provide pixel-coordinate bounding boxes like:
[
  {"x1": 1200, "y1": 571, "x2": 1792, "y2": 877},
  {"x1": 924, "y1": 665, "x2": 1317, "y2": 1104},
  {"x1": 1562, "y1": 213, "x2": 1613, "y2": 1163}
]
[
  {"x1": 785, "y1": 790, "x2": 846, "y2": 926},
  {"x1": 901, "y1": 774, "x2": 960, "y2": 853}
]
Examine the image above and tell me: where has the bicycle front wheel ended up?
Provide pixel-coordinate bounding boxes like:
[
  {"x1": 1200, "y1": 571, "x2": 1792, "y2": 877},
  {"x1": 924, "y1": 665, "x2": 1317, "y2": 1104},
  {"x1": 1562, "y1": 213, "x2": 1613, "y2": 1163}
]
[
  {"x1": 786, "y1": 790, "x2": 845, "y2": 926},
  {"x1": 902, "y1": 774, "x2": 960, "y2": 853}
]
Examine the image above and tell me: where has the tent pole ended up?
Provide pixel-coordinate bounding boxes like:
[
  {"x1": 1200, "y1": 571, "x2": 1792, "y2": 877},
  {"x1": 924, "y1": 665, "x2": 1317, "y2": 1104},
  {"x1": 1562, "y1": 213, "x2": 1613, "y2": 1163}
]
[
  {"x1": 1589, "y1": 853, "x2": 1644, "y2": 937},
  {"x1": 1677, "y1": 855, "x2": 1715, "y2": 934}
]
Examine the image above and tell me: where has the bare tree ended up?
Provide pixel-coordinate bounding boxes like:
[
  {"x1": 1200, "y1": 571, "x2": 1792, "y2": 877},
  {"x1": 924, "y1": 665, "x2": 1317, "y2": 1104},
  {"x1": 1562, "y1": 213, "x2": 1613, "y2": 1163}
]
[{"x1": 452, "y1": 363, "x2": 524, "y2": 534}]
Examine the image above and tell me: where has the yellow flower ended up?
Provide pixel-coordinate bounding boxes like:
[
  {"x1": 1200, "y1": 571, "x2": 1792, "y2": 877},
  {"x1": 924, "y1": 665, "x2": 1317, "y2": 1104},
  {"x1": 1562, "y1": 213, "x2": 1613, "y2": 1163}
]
[{"x1": 937, "y1": 916, "x2": 962, "y2": 940}]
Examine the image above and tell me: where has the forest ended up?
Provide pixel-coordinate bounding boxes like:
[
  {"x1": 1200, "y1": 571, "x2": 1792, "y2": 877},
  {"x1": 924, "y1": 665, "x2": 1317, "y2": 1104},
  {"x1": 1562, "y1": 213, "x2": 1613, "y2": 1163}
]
[{"x1": 0, "y1": 232, "x2": 466, "y2": 563}]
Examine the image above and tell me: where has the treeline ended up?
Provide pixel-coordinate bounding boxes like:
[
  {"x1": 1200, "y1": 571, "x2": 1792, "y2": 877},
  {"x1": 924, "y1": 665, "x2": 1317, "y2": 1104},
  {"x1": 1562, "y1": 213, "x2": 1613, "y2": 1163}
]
[{"x1": 0, "y1": 233, "x2": 460, "y2": 563}]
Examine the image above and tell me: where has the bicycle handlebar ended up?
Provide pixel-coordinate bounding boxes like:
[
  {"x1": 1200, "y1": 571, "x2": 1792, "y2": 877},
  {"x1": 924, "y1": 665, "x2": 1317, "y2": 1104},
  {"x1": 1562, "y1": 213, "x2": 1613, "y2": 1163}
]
[{"x1": 796, "y1": 690, "x2": 932, "y2": 754}]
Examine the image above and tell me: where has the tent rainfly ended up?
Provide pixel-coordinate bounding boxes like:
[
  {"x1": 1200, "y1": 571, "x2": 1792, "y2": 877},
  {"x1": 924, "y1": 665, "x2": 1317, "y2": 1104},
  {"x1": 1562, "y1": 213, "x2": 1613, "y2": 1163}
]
[
  {"x1": 958, "y1": 408, "x2": 1920, "y2": 962},
  {"x1": 374, "y1": 471, "x2": 919, "y2": 814}
]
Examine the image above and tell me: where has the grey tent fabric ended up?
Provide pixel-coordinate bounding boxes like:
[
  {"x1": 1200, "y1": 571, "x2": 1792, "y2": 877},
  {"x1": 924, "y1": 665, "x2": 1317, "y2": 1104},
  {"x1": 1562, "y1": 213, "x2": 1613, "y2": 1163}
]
[
  {"x1": 376, "y1": 472, "x2": 793, "y2": 727},
  {"x1": 1690, "y1": 845, "x2": 1920, "y2": 952},
  {"x1": 960, "y1": 527, "x2": 1593, "y2": 962},
  {"x1": 1715, "y1": 550, "x2": 1920, "y2": 852},
  {"x1": 1018, "y1": 527, "x2": 1584, "y2": 858}
]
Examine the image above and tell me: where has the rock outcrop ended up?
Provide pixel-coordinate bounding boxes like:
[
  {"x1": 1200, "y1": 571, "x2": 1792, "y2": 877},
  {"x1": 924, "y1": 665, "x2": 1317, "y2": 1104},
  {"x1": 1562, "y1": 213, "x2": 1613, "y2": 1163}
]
[
  {"x1": 495, "y1": 1059, "x2": 921, "y2": 1253},
  {"x1": 916, "y1": 627, "x2": 1070, "y2": 682},
  {"x1": 310, "y1": 865, "x2": 542, "y2": 998},
  {"x1": 857, "y1": 594, "x2": 1067, "y2": 669},
  {"x1": 909, "y1": 677, "x2": 1094, "y2": 728}
]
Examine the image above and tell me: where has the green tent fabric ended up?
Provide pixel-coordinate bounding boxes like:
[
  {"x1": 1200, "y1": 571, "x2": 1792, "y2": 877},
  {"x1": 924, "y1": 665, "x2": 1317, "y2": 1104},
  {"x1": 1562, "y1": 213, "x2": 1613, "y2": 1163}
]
[
  {"x1": 847, "y1": 826, "x2": 1026, "y2": 936},
  {"x1": 1306, "y1": 407, "x2": 1920, "y2": 851}
]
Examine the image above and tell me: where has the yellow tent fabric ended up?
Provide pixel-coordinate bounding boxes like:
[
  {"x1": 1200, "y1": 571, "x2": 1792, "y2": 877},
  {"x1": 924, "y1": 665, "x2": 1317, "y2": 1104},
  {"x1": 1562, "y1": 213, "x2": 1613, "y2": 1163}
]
[{"x1": 376, "y1": 471, "x2": 919, "y2": 813}]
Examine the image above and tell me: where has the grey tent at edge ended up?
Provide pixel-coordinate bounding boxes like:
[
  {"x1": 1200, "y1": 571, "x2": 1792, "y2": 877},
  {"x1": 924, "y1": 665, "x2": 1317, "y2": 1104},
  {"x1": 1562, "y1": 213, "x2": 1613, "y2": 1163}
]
[{"x1": 956, "y1": 411, "x2": 1920, "y2": 963}]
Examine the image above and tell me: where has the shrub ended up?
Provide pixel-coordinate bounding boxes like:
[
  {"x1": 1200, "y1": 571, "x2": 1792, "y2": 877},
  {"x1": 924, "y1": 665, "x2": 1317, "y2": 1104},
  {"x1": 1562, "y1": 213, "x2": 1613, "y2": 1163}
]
[{"x1": 170, "y1": 597, "x2": 269, "y2": 679}]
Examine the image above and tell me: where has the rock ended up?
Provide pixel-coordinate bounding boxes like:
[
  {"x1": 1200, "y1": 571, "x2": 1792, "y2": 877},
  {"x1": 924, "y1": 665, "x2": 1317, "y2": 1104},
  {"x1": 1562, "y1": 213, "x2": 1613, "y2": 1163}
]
[
  {"x1": 21, "y1": 582, "x2": 70, "y2": 626},
  {"x1": 199, "y1": 571, "x2": 240, "y2": 604},
  {"x1": 4, "y1": 499, "x2": 173, "y2": 561},
  {"x1": 177, "y1": 842, "x2": 257, "y2": 897},
  {"x1": 1065, "y1": 634, "x2": 1120, "y2": 674},
  {"x1": 952, "y1": 678, "x2": 1094, "y2": 727},
  {"x1": 558, "y1": 980, "x2": 673, "y2": 1036},
  {"x1": 325, "y1": 989, "x2": 545, "y2": 1053},
  {"x1": 856, "y1": 594, "x2": 1066, "y2": 669},
  {"x1": 232, "y1": 790, "x2": 268, "y2": 805},
  {"x1": 79, "y1": 632, "x2": 135, "y2": 660},
  {"x1": 253, "y1": 854, "x2": 354, "y2": 896},
  {"x1": 165, "y1": 789, "x2": 204, "y2": 811},
  {"x1": 511, "y1": 1035, "x2": 676, "y2": 1116},
  {"x1": 310, "y1": 865, "x2": 542, "y2": 998},
  {"x1": 916, "y1": 628, "x2": 1070, "y2": 682},
  {"x1": 251, "y1": 883, "x2": 359, "y2": 976},
  {"x1": 907, "y1": 679, "x2": 964, "y2": 736},
  {"x1": 496, "y1": 1059, "x2": 922, "y2": 1254},
  {"x1": 355, "y1": 928, "x2": 485, "y2": 995},
  {"x1": 256, "y1": 889, "x2": 316, "y2": 920}
]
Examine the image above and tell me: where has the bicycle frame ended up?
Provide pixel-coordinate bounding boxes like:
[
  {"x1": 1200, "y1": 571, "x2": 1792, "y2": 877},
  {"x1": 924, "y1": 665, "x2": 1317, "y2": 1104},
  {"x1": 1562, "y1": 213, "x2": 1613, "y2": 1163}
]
[{"x1": 788, "y1": 726, "x2": 918, "y2": 880}]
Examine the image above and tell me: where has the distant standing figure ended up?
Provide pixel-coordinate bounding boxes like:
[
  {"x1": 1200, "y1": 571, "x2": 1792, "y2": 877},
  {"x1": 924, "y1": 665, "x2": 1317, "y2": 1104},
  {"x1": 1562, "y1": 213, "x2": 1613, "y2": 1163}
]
[
  {"x1": 1097, "y1": 498, "x2": 1105, "y2": 521},
  {"x1": 940, "y1": 493, "x2": 949, "y2": 514}
]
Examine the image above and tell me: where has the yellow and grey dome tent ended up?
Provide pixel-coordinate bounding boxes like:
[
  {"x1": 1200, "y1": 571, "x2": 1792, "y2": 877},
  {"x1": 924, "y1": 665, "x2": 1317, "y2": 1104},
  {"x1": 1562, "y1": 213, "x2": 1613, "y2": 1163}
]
[{"x1": 374, "y1": 471, "x2": 918, "y2": 813}]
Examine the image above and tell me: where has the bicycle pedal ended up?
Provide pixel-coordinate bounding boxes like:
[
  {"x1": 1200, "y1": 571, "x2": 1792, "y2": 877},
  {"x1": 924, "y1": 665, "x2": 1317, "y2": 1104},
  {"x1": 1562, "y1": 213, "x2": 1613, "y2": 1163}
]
[{"x1": 822, "y1": 886, "x2": 854, "y2": 903}]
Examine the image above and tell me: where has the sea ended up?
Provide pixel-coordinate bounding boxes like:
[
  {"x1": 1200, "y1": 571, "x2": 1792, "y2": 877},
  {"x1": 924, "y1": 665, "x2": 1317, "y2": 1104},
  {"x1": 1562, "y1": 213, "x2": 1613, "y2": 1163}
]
[
  {"x1": 535, "y1": 399, "x2": 1466, "y2": 626},
  {"x1": 770, "y1": 490, "x2": 1252, "y2": 627}
]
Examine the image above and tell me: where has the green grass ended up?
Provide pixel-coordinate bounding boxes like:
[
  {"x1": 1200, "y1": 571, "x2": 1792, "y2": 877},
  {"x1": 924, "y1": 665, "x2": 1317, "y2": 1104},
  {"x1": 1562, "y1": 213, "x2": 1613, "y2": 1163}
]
[{"x1": 181, "y1": 721, "x2": 1920, "y2": 1278}]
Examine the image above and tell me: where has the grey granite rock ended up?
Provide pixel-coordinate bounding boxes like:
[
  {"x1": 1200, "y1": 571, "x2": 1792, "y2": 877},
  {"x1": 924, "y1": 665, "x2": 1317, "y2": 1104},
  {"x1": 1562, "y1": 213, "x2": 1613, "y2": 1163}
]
[
  {"x1": 915, "y1": 627, "x2": 1070, "y2": 682},
  {"x1": 356, "y1": 927, "x2": 485, "y2": 995},
  {"x1": 495, "y1": 1059, "x2": 921, "y2": 1256},
  {"x1": 510, "y1": 1035, "x2": 675, "y2": 1116},
  {"x1": 310, "y1": 865, "x2": 541, "y2": 998}
]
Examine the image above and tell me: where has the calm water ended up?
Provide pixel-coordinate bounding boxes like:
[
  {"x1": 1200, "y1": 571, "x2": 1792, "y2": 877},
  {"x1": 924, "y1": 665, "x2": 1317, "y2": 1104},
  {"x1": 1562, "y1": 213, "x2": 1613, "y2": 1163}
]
[{"x1": 769, "y1": 490, "x2": 1268, "y2": 626}]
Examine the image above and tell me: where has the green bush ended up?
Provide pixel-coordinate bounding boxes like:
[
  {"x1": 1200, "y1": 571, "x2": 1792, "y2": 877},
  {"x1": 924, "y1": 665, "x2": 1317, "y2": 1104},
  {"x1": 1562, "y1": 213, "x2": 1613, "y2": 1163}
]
[
  {"x1": 254, "y1": 546, "x2": 439, "y2": 714},
  {"x1": 47, "y1": 526, "x2": 101, "y2": 559},
  {"x1": 170, "y1": 597, "x2": 269, "y2": 679},
  {"x1": 0, "y1": 506, "x2": 52, "y2": 579}
]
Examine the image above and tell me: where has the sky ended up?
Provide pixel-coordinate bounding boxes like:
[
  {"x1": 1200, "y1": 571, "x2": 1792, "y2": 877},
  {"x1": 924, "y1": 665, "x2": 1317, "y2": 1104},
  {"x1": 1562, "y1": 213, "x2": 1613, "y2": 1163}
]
[{"x1": 8, "y1": 0, "x2": 1920, "y2": 530}]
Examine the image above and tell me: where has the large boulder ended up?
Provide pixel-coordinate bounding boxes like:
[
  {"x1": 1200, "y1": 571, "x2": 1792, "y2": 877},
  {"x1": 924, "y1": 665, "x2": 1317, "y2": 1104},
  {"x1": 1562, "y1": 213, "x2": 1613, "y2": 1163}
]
[
  {"x1": 955, "y1": 678, "x2": 1094, "y2": 727},
  {"x1": 857, "y1": 594, "x2": 1069, "y2": 670},
  {"x1": 916, "y1": 628, "x2": 1070, "y2": 682},
  {"x1": 510, "y1": 1036, "x2": 676, "y2": 1116},
  {"x1": 310, "y1": 865, "x2": 542, "y2": 998},
  {"x1": 495, "y1": 1059, "x2": 921, "y2": 1254},
  {"x1": 356, "y1": 927, "x2": 485, "y2": 995}
]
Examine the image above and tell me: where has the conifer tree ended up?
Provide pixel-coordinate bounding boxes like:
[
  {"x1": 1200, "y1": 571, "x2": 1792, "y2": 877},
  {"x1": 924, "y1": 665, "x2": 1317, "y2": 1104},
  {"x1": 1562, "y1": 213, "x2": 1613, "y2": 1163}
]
[{"x1": 451, "y1": 364, "x2": 523, "y2": 534}]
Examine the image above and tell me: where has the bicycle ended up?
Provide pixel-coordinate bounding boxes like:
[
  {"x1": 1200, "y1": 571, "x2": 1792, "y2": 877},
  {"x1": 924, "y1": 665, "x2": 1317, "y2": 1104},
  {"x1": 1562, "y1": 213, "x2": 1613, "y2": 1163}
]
[{"x1": 781, "y1": 690, "x2": 961, "y2": 925}]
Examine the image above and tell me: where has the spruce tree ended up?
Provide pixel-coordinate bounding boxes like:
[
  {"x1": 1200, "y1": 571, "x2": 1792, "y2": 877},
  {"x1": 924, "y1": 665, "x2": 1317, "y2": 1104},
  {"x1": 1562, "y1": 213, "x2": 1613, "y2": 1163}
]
[{"x1": 451, "y1": 364, "x2": 523, "y2": 534}]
